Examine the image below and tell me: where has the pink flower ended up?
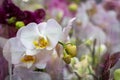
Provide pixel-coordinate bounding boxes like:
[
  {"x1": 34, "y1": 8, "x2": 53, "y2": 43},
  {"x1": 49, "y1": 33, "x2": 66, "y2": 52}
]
[{"x1": 48, "y1": 0, "x2": 71, "y2": 17}]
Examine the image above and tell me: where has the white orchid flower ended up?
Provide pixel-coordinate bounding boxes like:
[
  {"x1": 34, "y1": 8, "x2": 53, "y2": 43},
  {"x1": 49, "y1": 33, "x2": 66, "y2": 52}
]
[
  {"x1": 17, "y1": 19, "x2": 62, "y2": 55},
  {"x1": 3, "y1": 38, "x2": 53, "y2": 69}
]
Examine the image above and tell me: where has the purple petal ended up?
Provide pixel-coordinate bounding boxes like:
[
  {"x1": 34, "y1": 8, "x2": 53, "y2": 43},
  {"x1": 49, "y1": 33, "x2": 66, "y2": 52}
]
[
  {"x1": 23, "y1": 11, "x2": 36, "y2": 25},
  {"x1": 34, "y1": 9, "x2": 46, "y2": 23}
]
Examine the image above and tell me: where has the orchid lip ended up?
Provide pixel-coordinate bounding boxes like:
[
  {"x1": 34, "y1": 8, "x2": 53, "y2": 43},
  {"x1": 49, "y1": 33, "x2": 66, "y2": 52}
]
[
  {"x1": 21, "y1": 55, "x2": 36, "y2": 63},
  {"x1": 33, "y1": 35, "x2": 49, "y2": 49}
]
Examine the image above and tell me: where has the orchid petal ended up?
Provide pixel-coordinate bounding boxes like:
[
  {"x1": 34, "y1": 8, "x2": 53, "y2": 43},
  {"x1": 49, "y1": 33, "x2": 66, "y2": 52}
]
[
  {"x1": 62, "y1": 18, "x2": 76, "y2": 42},
  {"x1": 26, "y1": 49, "x2": 40, "y2": 55},
  {"x1": 46, "y1": 55, "x2": 64, "y2": 80},
  {"x1": 3, "y1": 38, "x2": 25, "y2": 64},
  {"x1": 44, "y1": 19, "x2": 62, "y2": 50},
  {"x1": 13, "y1": 67, "x2": 51, "y2": 80},
  {"x1": 38, "y1": 22, "x2": 47, "y2": 35},
  {"x1": 26, "y1": 62, "x2": 34, "y2": 69},
  {"x1": 35, "y1": 50, "x2": 53, "y2": 69},
  {"x1": 5, "y1": 75, "x2": 22, "y2": 80},
  {"x1": 17, "y1": 23, "x2": 40, "y2": 49}
]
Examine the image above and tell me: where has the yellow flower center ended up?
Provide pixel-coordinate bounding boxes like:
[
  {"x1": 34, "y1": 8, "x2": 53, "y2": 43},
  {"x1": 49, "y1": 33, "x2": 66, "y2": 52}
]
[
  {"x1": 33, "y1": 36, "x2": 49, "y2": 49},
  {"x1": 21, "y1": 55, "x2": 36, "y2": 63}
]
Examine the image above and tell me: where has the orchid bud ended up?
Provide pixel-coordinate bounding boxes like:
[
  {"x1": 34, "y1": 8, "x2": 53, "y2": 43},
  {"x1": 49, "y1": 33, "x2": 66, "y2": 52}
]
[
  {"x1": 65, "y1": 44, "x2": 77, "y2": 57},
  {"x1": 68, "y1": 3, "x2": 78, "y2": 12},
  {"x1": 56, "y1": 11, "x2": 63, "y2": 20},
  {"x1": 7, "y1": 17, "x2": 16, "y2": 24},
  {"x1": 114, "y1": 69, "x2": 120, "y2": 80},
  {"x1": 63, "y1": 50, "x2": 71, "y2": 64},
  {"x1": 15, "y1": 21, "x2": 25, "y2": 29}
]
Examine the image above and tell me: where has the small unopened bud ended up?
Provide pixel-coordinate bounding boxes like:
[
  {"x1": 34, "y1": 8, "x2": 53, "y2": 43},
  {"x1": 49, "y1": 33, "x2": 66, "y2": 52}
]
[
  {"x1": 56, "y1": 11, "x2": 63, "y2": 20},
  {"x1": 15, "y1": 21, "x2": 25, "y2": 29},
  {"x1": 65, "y1": 44, "x2": 77, "y2": 57},
  {"x1": 63, "y1": 51, "x2": 71, "y2": 64},
  {"x1": 68, "y1": 3, "x2": 78, "y2": 12},
  {"x1": 7, "y1": 17, "x2": 16, "y2": 24}
]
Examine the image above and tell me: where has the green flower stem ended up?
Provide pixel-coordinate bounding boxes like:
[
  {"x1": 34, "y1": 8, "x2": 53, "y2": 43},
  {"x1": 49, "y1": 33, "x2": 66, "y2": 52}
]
[
  {"x1": 58, "y1": 41, "x2": 65, "y2": 47},
  {"x1": 66, "y1": 43, "x2": 73, "y2": 45}
]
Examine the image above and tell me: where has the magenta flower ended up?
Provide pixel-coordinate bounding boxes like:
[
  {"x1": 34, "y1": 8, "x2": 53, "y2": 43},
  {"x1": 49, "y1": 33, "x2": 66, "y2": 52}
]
[
  {"x1": 0, "y1": 0, "x2": 46, "y2": 38},
  {"x1": 0, "y1": 0, "x2": 46, "y2": 25},
  {"x1": 2, "y1": 0, "x2": 24, "y2": 20},
  {"x1": 47, "y1": 0, "x2": 75, "y2": 18},
  {"x1": 23, "y1": 9, "x2": 45, "y2": 25},
  {"x1": 34, "y1": 9, "x2": 46, "y2": 23}
]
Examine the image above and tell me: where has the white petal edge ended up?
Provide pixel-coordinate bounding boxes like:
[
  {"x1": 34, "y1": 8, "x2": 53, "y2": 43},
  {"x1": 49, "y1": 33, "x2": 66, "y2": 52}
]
[
  {"x1": 17, "y1": 23, "x2": 40, "y2": 49},
  {"x1": 38, "y1": 22, "x2": 47, "y2": 35},
  {"x1": 43, "y1": 19, "x2": 63, "y2": 50},
  {"x1": 3, "y1": 38, "x2": 25, "y2": 64}
]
